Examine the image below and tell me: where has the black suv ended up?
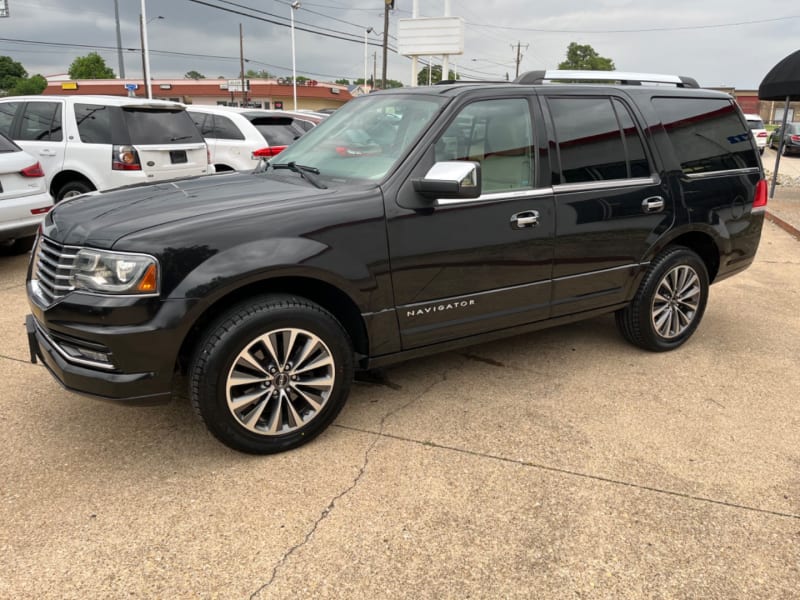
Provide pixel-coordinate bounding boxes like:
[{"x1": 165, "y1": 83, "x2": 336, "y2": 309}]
[{"x1": 25, "y1": 70, "x2": 767, "y2": 454}]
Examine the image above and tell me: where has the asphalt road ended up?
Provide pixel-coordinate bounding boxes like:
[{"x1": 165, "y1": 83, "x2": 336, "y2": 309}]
[{"x1": 1, "y1": 221, "x2": 799, "y2": 598}]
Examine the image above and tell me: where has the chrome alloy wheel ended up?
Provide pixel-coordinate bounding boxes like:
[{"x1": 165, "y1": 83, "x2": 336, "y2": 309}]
[
  {"x1": 651, "y1": 265, "x2": 702, "y2": 339},
  {"x1": 225, "y1": 328, "x2": 335, "y2": 435}
]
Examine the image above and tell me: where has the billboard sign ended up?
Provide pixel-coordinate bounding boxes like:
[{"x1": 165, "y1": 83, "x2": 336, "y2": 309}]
[
  {"x1": 397, "y1": 17, "x2": 465, "y2": 56},
  {"x1": 0, "y1": 0, "x2": 8, "y2": 18}
]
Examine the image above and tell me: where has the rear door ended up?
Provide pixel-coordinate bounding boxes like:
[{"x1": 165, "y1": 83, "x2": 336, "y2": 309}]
[
  {"x1": 541, "y1": 92, "x2": 673, "y2": 316},
  {"x1": 122, "y1": 107, "x2": 209, "y2": 181},
  {"x1": 13, "y1": 100, "x2": 66, "y2": 190}
]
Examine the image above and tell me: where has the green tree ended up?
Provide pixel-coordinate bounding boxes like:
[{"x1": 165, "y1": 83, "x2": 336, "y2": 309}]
[
  {"x1": 335, "y1": 78, "x2": 350, "y2": 85},
  {"x1": 0, "y1": 55, "x2": 27, "y2": 94},
  {"x1": 558, "y1": 43, "x2": 615, "y2": 71},
  {"x1": 417, "y1": 65, "x2": 458, "y2": 86},
  {"x1": 184, "y1": 70, "x2": 206, "y2": 80},
  {"x1": 68, "y1": 52, "x2": 115, "y2": 79},
  {"x1": 245, "y1": 68, "x2": 271, "y2": 79},
  {"x1": 11, "y1": 74, "x2": 47, "y2": 95}
]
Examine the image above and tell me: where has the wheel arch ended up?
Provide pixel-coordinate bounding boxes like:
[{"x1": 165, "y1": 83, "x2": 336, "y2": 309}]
[
  {"x1": 177, "y1": 275, "x2": 370, "y2": 374},
  {"x1": 650, "y1": 228, "x2": 721, "y2": 283},
  {"x1": 49, "y1": 170, "x2": 96, "y2": 199}
]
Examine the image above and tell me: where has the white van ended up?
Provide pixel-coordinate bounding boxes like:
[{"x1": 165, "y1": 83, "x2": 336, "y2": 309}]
[{"x1": 0, "y1": 95, "x2": 212, "y2": 201}]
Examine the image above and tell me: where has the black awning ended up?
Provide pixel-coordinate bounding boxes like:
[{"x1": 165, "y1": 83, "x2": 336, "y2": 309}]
[{"x1": 758, "y1": 49, "x2": 800, "y2": 100}]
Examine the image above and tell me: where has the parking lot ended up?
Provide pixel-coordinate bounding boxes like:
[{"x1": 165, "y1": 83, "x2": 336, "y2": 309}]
[{"x1": 2, "y1": 209, "x2": 799, "y2": 597}]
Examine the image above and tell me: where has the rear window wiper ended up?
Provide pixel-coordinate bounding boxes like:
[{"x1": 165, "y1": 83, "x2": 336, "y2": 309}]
[
  {"x1": 169, "y1": 135, "x2": 195, "y2": 142},
  {"x1": 271, "y1": 161, "x2": 327, "y2": 189}
]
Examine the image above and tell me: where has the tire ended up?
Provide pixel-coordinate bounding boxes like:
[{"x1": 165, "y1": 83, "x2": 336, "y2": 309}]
[
  {"x1": 615, "y1": 246, "x2": 709, "y2": 352},
  {"x1": 0, "y1": 235, "x2": 35, "y2": 255},
  {"x1": 56, "y1": 180, "x2": 94, "y2": 202},
  {"x1": 190, "y1": 294, "x2": 354, "y2": 454}
]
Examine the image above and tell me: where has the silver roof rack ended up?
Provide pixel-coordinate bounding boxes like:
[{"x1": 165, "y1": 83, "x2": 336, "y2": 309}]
[{"x1": 515, "y1": 70, "x2": 699, "y2": 88}]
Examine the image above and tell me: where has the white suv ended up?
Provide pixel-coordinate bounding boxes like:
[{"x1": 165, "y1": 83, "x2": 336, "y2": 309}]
[
  {"x1": 744, "y1": 113, "x2": 767, "y2": 155},
  {"x1": 0, "y1": 95, "x2": 212, "y2": 201},
  {"x1": 187, "y1": 105, "x2": 315, "y2": 171}
]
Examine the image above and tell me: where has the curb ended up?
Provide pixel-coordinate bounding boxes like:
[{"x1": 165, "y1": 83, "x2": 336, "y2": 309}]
[{"x1": 766, "y1": 211, "x2": 800, "y2": 241}]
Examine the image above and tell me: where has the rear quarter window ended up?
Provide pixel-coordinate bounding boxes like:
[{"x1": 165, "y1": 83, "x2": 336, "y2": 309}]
[
  {"x1": 75, "y1": 104, "x2": 112, "y2": 144},
  {"x1": 123, "y1": 109, "x2": 204, "y2": 145},
  {"x1": 652, "y1": 97, "x2": 758, "y2": 174}
]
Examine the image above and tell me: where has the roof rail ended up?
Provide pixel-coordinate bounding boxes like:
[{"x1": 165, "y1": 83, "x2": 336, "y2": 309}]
[{"x1": 514, "y1": 70, "x2": 699, "y2": 88}]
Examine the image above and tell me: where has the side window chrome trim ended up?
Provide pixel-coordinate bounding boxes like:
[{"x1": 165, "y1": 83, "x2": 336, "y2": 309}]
[
  {"x1": 685, "y1": 167, "x2": 761, "y2": 180},
  {"x1": 554, "y1": 175, "x2": 660, "y2": 194},
  {"x1": 436, "y1": 187, "x2": 554, "y2": 206}
]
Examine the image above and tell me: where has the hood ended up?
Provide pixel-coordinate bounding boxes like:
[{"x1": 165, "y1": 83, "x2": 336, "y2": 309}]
[{"x1": 44, "y1": 172, "x2": 335, "y2": 247}]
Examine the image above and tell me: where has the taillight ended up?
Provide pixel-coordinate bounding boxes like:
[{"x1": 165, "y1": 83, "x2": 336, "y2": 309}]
[
  {"x1": 753, "y1": 179, "x2": 768, "y2": 209},
  {"x1": 252, "y1": 146, "x2": 286, "y2": 159},
  {"x1": 112, "y1": 145, "x2": 142, "y2": 171},
  {"x1": 30, "y1": 207, "x2": 52, "y2": 215},
  {"x1": 20, "y1": 162, "x2": 45, "y2": 177},
  {"x1": 206, "y1": 145, "x2": 211, "y2": 165},
  {"x1": 791, "y1": 135, "x2": 800, "y2": 143},
  {"x1": 757, "y1": 131, "x2": 767, "y2": 138}
]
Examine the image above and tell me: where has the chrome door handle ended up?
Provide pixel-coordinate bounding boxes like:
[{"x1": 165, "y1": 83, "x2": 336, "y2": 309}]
[
  {"x1": 39, "y1": 149, "x2": 57, "y2": 157},
  {"x1": 511, "y1": 210, "x2": 539, "y2": 229},
  {"x1": 642, "y1": 196, "x2": 665, "y2": 213}
]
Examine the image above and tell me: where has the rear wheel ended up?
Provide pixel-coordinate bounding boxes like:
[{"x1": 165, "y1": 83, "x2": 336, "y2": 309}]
[
  {"x1": 56, "y1": 180, "x2": 94, "y2": 202},
  {"x1": 616, "y1": 246, "x2": 709, "y2": 352},
  {"x1": 190, "y1": 295, "x2": 354, "y2": 454}
]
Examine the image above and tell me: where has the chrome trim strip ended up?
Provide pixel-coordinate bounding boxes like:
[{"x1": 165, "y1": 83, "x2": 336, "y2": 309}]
[
  {"x1": 685, "y1": 168, "x2": 762, "y2": 180},
  {"x1": 399, "y1": 278, "x2": 550, "y2": 310},
  {"x1": 33, "y1": 320, "x2": 116, "y2": 371},
  {"x1": 554, "y1": 176, "x2": 659, "y2": 194},
  {"x1": 437, "y1": 187, "x2": 554, "y2": 206},
  {"x1": 553, "y1": 262, "x2": 646, "y2": 282}
]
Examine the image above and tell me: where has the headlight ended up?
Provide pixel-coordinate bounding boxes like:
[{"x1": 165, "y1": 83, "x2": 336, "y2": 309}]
[{"x1": 70, "y1": 249, "x2": 159, "y2": 295}]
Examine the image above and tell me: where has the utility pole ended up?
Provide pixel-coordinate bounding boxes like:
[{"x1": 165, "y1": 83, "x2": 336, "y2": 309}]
[
  {"x1": 114, "y1": 0, "x2": 125, "y2": 78},
  {"x1": 381, "y1": 0, "x2": 391, "y2": 89},
  {"x1": 512, "y1": 42, "x2": 528, "y2": 79},
  {"x1": 239, "y1": 23, "x2": 246, "y2": 106},
  {"x1": 373, "y1": 51, "x2": 377, "y2": 91},
  {"x1": 139, "y1": 14, "x2": 150, "y2": 98}
]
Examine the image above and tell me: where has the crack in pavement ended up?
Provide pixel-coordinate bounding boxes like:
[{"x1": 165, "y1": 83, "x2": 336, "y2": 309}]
[
  {"x1": 0, "y1": 353, "x2": 37, "y2": 365},
  {"x1": 249, "y1": 359, "x2": 465, "y2": 599},
  {"x1": 332, "y1": 426, "x2": 800, "y2": 522}
]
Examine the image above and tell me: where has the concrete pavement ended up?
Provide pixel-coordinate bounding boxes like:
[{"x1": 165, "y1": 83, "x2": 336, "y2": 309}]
[{"x1": 1, "y1": 201, "x2": 799, "y2": 598}]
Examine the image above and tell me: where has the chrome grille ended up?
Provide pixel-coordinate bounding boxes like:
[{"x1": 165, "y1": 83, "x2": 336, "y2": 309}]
[{"x1": 32, "y1": 236, "x2": 78, "y2": 305}]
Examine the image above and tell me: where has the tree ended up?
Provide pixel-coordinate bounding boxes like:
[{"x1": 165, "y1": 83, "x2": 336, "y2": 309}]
[
  {"x1": 185, "y1": 70, "x2": 206, "y2": 80},
  {"x1": 0, "y1": 55, "x2": 27, "y2": 94},
  {"x1": 558, "y1": 43, "x2": 615, "y2": 71},
  {"x1": 11, "y1": 74, "x2": 47, "y2": 95},
  {"x1": 68, "y1": 52, "x2": 115, "y2": 79},
  {"x1": 417, "y1": 65, "x2": 458, "y2": 86},
  {"x1": 245, "y1": 68, "x2": 271, "y2": 79},
  {"x1": 335, "y1": 78, "x2": 350, "y2": 85}
]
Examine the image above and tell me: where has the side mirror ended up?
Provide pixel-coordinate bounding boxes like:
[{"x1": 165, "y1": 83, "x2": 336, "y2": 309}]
[{"x1": 412, "y1": 161, "x2": 481, "y2": 200}]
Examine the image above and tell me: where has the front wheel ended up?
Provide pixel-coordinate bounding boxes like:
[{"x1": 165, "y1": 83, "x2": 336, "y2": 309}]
[
  {"x1": 190, "y1": 295, "x2": 354, "y2": 454},
  {"x1": 616, "y1": 246, "x2": 709, "y2": 352}
]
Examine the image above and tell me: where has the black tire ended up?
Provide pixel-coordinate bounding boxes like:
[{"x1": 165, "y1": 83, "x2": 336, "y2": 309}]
[
  {"x1": 56, "y1": 180, "x2": 94, "y2": 202},
  {"x1": 190, "y1": 294, "x2": 354, "y2": 454},
  {"x1": 615, "y1": 246, "x2": 709, "y2": 352},
  {"x1": 0, "y1": 235, "x2": 35, "y2": 255}
]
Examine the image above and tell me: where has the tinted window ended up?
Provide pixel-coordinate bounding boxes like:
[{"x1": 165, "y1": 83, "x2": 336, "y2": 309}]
[
  {"x1": 122, "y1": 109, "x2": 204, "y2": 145},
  {"x1": 613, "y1": 98, "x2": 650, "y2": 178},
  {"x1": 249, "y1": 116, "x2": 304, "y2": 146},
  {"x1": 435, "y1": 98, "x2": 534, "y2": 192},
  {"x1": 549, "y1": 97, "x2": 628, "y2": 183},
  {"x1": 212, "y1": 115, "x2": 245, "y2": 140},
  {"x1": 190, "y1": 111, "x2": 211, "y2": 136},
  {"x1": 0, "y1": 101, "x2": 20, "y2": 137},
  {"x1": 652, "y1": 97, "x2": 758, "y2": 173},
  {"x1": 746, "y1": 118, "x2": 765, "y2": 129},
  {"x1": 75, "y1": 104, "x2": 112, "y2": 144},
  {"x1": 0, "y1": 132, "x2": 20, "y2": 152},
  {"x1": 18, "y1": 102, "x2": 63, "y2": 142}
]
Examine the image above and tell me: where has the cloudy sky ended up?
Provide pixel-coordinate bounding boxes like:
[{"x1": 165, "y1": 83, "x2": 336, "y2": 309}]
[{"x1": 2, "y1": 0, "x2": 798, "y2": 89}]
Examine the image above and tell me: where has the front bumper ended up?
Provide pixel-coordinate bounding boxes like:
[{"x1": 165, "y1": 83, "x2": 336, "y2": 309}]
[{"x1": 26, "y1": 314, "x2": 174, "y2": 405}]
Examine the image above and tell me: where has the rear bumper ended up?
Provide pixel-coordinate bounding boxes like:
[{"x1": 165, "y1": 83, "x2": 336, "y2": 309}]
[{"x1": 0, "y1": 190, "x2": 52, "y2": 242}]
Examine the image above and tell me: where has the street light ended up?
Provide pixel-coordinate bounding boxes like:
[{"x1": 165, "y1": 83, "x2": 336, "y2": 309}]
[
  {"x1": 139, "y1": 0, "x2": 163, "y2": 100},
  {"x1": 290, "y1": 0, "x2": 300, "y2": 110},
  {"x1": 364, "y1": 27, "x2": 373, "y2": 91}
]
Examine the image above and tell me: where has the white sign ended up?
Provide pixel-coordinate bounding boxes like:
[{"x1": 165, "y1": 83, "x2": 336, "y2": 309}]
[
  {"x1": 397, "y1": 17, "x2": 465, "y2": 56},
  {"x1": 227, "y1": 79, "x2": 250, "y2": 92},
  {"x1": 0, "y1": 0, "x2": 8, "y2": 18}
]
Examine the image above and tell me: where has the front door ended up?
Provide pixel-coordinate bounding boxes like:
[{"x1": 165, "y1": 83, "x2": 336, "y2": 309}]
[{"x1": 387, "y1": 97, "x2": 555, "y2": 349}]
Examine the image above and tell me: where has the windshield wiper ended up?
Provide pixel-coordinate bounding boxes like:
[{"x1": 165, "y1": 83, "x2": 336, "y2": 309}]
[{"x1": 272, "y1": 161, "x2": 327, "y2": 189}]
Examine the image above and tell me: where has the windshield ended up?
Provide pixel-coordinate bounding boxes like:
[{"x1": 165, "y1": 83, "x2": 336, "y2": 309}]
[
  {"x1": 746, "y1": 118, "x2": 764, "y2": 130},
  {"x1": 272, "y1": 93, "x2": 447, "y2": 183}
]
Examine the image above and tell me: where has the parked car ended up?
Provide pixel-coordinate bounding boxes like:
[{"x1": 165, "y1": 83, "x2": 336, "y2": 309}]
[
  {"x1": 187, "y1": 106, "x2": 316, "y2": 171},
  {"x1": 0, "y1": 95, "x2": 212, "y2": 201},
  {"x1": 743, "y1": 113, "x2": 767, "y2": 154},
  {"x1": 26, "y1": 70, "x2": 766, "y2": 455},
  {"x1": 768, "y1": 122, "x2": 800, "y2": 155},
  {"x1": 0, "y1": 132, "x2": 52, "y2": 253}
]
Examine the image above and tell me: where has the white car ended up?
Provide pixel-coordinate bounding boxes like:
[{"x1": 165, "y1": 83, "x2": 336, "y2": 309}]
[
  {"x1": 744, "y1": 113, "x2": 767, "y2": 155},
  {"x1": 0, "y1": 95, "x2": 212, "y2": 201},
  {"x1": 0, "y1": 132, "x2": 52, "y2": 254},
  {"x1": 187, "y1": 105, "x2": 316, "y2": 171}
]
